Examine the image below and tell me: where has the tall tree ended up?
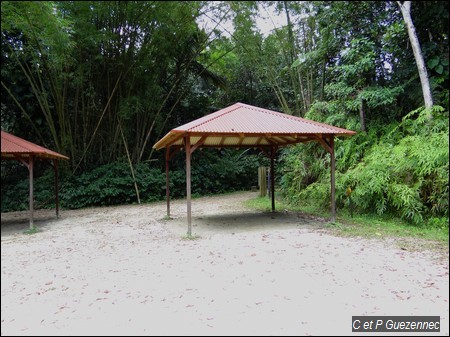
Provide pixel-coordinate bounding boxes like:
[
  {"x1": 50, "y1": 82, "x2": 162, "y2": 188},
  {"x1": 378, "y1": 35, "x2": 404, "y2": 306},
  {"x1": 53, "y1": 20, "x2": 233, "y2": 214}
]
[
  {"x1": 397, "y1": 1, "x2": 433, "y2": 108},
  {"x1": 1, "y1": 1, "x2": 74, "y2": 153},
  {"x1": 2, "y1": 1, "x2": 228, "y2": 171}
]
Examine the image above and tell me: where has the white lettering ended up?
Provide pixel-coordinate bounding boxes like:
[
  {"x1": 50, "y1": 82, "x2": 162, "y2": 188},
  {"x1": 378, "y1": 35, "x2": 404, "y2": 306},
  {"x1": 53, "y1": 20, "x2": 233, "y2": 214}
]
[
  {"x1": 375, "y1": 319, "x2": 383, "y2": 330},
  {"x1": 385, "y1": 319, "x2": 440, "y2": 330},
  {"x1": 386, "y1": 319, "x2": 394, "y2": 329}
]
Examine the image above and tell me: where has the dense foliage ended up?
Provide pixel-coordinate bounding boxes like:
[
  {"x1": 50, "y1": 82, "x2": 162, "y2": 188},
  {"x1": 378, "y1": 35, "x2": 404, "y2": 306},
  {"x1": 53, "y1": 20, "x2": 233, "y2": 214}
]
[
  {"x1": 1, "y1": 149, "x2": 261, "y2": 211},
  {"x1": 280, "y1": 106, "x2": 449, "y2": 226},
  {"x1": 1, "y1": 1, "x2": 448, "y2": 227}
]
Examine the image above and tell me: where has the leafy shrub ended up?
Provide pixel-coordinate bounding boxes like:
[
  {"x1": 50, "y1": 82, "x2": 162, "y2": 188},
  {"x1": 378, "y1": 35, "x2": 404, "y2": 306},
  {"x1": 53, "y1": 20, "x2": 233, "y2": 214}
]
[
  {"x1": 61, "y1": 162, "x2": 167, "y2": 208},
  {"x1": 1, "y1": 177, "x2": 29, "y2": 212},
  {"x1": 280, "y1": 106, "x2": 449, "y2": 226},
  {"x1": 1, "y1": 162, "x2": 61, "y2": 212},
  {"x1": 1, "y1": 149, "x2": 261, "y2": 211}
]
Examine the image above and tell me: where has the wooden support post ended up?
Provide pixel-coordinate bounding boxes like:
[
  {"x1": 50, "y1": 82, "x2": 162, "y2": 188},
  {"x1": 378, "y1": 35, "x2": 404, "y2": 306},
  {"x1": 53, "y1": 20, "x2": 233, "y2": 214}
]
[
  {"x1": 258, "y1": 167, "x2": 267, "y2": 197},
  {"x1": 29, "y1": 156, "x2": 34, "y2": 229},
  {"x1": 165, "y1": 147, "x2": 170, "y2": 218},
  {"x1": 185, "y1": 135, "x2": 192, "y2": 237},
  {"x1": 270, "y1": 146, "x2": 276, "y2": 212},
  {"x1": 54, "y1": 159, "x2": 60, "y2": 218},
  {"x1": 330, "y1": 136, "x2": 336, "y2": 222}
]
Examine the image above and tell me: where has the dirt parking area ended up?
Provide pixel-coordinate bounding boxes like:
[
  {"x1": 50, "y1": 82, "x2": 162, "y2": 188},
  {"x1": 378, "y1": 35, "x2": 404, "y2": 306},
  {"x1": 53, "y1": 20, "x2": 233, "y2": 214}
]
[{"x1": 1, "y1": 191, "x2": 448, "y2": 335}]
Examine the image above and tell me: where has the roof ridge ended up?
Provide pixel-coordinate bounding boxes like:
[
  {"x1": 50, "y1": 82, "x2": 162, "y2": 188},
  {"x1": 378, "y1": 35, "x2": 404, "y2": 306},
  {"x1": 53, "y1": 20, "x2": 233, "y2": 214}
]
[
  {"x1": 186, "y1": 103, "x2": 242, "y2": 131},
  {"x1": 237, "y1": 103, "x2": 352, "y2": 133}
]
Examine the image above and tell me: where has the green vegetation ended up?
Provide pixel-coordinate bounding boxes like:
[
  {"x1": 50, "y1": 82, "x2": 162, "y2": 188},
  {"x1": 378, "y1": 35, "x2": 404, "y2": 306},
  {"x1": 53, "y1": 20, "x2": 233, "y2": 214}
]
[
  {"x1": 246, "y1": 195, "x2": 449, "y2": 245},
  {"x1": 244, "y1": 194, "x2": 290, "y2": 213},
  {"x1": 326, "y1": 215, "x2": 448, "y2": 244},
  {"x1": 181, "y1": 233, "x2": 202, "y2": 241},
  {"x1": 23, "y1": 226, "x2": 41, "y2": 235},
  {"x1": 1, "y1": 1, "x2": 448, "y2": 235},
  {"x1": 280, "y1": 106, "x2": 449, "y2": 227},
  {"x1": 2, "y1": 149, "x2": 261, "y2": 211}
]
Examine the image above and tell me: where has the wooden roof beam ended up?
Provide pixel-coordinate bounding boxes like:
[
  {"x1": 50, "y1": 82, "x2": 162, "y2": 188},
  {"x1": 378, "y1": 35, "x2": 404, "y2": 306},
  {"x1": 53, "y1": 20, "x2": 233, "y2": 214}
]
[
  {"x1": 237, "y1": 134, "x2": 245, "y2": 148},
  {"x1": 166, "y1": 134, "x2": 184, "y2": 148},
  {"x1": 312, "y1": 134, "x2": 333, "y2": 154},
  {"x1": 190, "y1": 135, "x2": 208, "y2": 154}
]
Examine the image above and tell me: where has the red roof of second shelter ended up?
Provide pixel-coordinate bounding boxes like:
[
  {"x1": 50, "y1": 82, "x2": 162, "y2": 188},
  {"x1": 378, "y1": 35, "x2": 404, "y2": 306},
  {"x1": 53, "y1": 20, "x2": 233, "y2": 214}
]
[
  {"x1": 1, "y1": 130, "x2": 69, "y2": 160},
  {"x1": 153, "y1": 102, "x2": 356, "y2": 150},
  {"x1": 175, "y1": 102, "x2": 352, "y2": 134}
]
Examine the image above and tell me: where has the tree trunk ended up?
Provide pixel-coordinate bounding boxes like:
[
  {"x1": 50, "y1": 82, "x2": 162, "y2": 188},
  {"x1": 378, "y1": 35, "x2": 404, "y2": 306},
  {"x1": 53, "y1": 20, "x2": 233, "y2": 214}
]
[
  {"x1": 359, "y1": 99, "x2": 366, "y2": 132},
  {"x1": 397, "y1": 1, "x2": 433, "y2": 108},
  {"x1": 283, "y1": 0, "x2": 301, "y2": 115}
]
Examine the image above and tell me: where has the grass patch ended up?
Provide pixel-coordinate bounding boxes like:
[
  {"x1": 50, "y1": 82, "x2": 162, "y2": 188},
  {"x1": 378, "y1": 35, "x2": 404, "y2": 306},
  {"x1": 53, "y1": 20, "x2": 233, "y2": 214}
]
[
  {"x1": 244, "y1": 194, "x2": 289, "y2": 212},
  {"x1": 334, "y1": 212, "x2": 449, "y2": 243},
  {"x1": 245, "y1": 194, "x2": 329, "y2": 219},
  {"x1": 245, "y1": 195, "x2": 449, "y2": 247},
  {"x1": 23, "y1": 226, "x2": 41, "y2": 235},
  {"x1": 181, "y1": 233, "x2": 201, "y2": 240}
]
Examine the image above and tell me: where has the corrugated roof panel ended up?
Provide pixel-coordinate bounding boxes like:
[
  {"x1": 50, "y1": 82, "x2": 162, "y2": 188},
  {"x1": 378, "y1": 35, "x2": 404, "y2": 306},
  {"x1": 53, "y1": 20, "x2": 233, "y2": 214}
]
[
  {"x1": 1, "y1": 131, "x2": 69, "y2": 160},
  {"x1": 176, "y1": 103, "x2": 351, "y2": 134},
  {"x1": 154, "y1": 102, "x2": 356, "y2": 149},
  {"x1": 241, "y1": 137, "x2": 263, "y2": 146}
]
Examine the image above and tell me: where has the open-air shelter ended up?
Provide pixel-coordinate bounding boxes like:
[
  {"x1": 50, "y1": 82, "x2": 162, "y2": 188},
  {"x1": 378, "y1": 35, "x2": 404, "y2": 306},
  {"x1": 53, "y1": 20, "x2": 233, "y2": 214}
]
[
  {"x1": 153, "y1": 102, "x2": 356, "y2": 235},
  {"x1": 1, "y1": 130, "x2": 69, "y2": 229}
]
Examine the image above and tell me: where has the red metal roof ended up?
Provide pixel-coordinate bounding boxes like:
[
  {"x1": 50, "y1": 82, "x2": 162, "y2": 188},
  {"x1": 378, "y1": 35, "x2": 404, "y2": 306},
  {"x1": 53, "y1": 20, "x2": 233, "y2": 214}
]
[
  {"x1": 153, "y1": 102, "x2": 356, "y2": 149},
  {"x1": 1, "y1": 130, "x2": 69, "y2": 160}
]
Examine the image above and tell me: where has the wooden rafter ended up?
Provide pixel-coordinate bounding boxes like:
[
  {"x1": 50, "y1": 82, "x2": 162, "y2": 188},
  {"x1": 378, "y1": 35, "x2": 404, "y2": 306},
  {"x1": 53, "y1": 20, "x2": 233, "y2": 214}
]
[
  {"x1": 165, "y1": 134, "x2": 184, "y2": 148},
  {"x1": 190, "y1": 135, "x2": 208, "y2": 154},
  {"x1": 237, "y1": 134, "x2": 245, "y2": 148},
  {"x1": 312, "y1": 134, "x2": 333, "y2": 154}
]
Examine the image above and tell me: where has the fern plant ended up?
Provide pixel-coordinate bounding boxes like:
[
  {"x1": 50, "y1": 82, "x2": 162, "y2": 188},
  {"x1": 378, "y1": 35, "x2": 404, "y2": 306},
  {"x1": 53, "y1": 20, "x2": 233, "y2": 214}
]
[{"x1": 280, "y1": 105, "x2": 449, "y2": 226}]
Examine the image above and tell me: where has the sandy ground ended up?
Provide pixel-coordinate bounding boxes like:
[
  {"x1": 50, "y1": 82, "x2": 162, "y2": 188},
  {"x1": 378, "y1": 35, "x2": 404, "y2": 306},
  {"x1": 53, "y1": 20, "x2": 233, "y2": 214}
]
[{"x1": 1, "y1": 191, "x2": 448, "y2": 336}]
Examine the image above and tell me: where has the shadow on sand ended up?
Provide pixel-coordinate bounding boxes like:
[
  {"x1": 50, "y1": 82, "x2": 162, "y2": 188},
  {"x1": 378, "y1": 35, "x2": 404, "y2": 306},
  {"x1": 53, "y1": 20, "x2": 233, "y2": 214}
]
[
  {"x1": 167, "y1": 210, "x2": 327, "y2": 236},
  {"x1": 1, "y1": 210, "x2": 60, "y2": 236}
]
